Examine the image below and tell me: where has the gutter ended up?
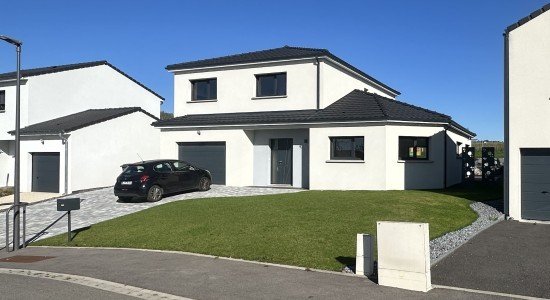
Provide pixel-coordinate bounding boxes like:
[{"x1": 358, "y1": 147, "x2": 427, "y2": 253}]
[
  {"x1": 59, "y1": 132, "x2": 69, "y2": 195},
  {"x1": 444, "y1": 126, "x2": 448, "y2": 188},
  {"x1": 503, "y1": 31, "x2": 510, "y2": 217}
]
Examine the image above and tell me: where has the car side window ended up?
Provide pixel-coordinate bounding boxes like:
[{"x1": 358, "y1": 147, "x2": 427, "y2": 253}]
[
  {"x1": 153, "y1": 162, "x2": 172, "y2": 173},
  {"x1": 172, "y1": 161, "x2": 191, "y2": 171}
]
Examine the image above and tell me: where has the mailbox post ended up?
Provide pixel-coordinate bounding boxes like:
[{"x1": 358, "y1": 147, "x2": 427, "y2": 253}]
[{"x1": 57, "y1": 198, "x2": 80, "y2": 242}]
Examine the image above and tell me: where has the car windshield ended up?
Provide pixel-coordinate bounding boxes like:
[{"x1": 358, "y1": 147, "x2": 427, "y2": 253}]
[{"x1": 123, "y1": 165, "x2": 145, "y2": 174}]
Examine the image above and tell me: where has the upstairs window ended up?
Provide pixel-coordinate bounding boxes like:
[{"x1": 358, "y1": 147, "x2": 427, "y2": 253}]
[
  {"x1": 330, "y1": 136, "x2": 364, "y2": 160},
  {"x1": 191, "y1": 78, "x2": 217, "y2": 101},
  {"x1": 0, "y1": 90, "x2": 5, "y2": 111},
  {"x1": 256, "y1": 72, "x2": 286, "y2": 97},
  {"x1": 399, "y1": 136, "x2": 429, "y2": 160}
]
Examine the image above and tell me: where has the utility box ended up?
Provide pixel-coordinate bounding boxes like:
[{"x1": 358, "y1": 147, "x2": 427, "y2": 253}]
[
  {"x1": 377, "y1": 221, "x2": 431, "y2": 292},
  {"x1": 57, "y1": 198, "x2": 80, "y2": 211},
  {"x1": 356, "y1": 233, "x2": 374, "y2": 276}
]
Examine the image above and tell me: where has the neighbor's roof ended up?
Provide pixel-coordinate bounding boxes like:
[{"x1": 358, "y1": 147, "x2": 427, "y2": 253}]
[
  {"x1": 10, "y1": 107, "x2": 158, "y2": 135},
  {"x1": 0, "y1": 61, "x2": 164, "y2": 100},
  {"x1": 153, "y1": 90, "x2": 475, "y2": 137},
  {"x1": 166, "y1": 46, "x2": 400, "y2": 96},
  {"x1": 506, "y1": 3, "x2": 550, "y2": 33}
]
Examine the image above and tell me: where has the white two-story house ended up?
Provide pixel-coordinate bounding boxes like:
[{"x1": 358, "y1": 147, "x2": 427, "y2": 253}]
[
  {"x1": 155, "y1": 46, "x2": 474, "y2": 190},
  {"x1": 505, "y1": 3, "x2": 550, "y2": 221},
  {"x1": 0, "y1": 61, "x2": 163, "y2": 194}
]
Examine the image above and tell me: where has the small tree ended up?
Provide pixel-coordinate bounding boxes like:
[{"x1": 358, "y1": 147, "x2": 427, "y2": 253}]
[{"x1": 160, "y1": 111, "x2": 174, "y2": 120}]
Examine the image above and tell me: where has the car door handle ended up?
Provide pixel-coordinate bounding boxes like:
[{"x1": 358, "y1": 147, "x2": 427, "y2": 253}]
[{"x1": 542, "y1": 191, "x2": 549, "y2": 194}]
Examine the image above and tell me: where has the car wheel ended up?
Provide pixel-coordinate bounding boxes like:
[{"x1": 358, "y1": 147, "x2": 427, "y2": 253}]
[
  {"x1": 147, "y1": 185, "x2": 163, "y2": 202},
  {"x1": 118, "y1": 196, "x2": 132, "y2": 202},
  {"x1": 198, "y1": 177, "x2": 211, "y2": 191}
]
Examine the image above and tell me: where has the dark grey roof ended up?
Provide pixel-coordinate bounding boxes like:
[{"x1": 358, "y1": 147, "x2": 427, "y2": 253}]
[
  {"x1": 166, "y1": 46, "x2": 400, "y2": 95},
  {"x1": 10, "y1": 107, "x2": 158, "y2": 135},
  {"x1": 153, "y1": 90, "x2": 475, "y2": 136},
  {"x1": 0, "y1": 61, "x2": 164, "y2": 100},
  {"x1": 506, "y1": 3, "x2": 550, "y2": 33}
]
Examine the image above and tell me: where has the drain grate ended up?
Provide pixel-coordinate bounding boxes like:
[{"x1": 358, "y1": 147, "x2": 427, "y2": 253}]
[{"x1": 0, "y1": 255, "x2": 55, "y2": 263}]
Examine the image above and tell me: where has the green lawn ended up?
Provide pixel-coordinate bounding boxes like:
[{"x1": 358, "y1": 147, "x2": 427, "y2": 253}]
[{"x1": 33, "y1": 183, "x2": 502, "y2": 271}]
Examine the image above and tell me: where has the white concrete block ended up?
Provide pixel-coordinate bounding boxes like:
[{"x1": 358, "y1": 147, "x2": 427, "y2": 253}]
[
  {"x1": 356, "y1": 233, "x2": 374, "y2": 276},
  {"x1": 376, "y1": 221, "x2": 431, "y2": 292}
]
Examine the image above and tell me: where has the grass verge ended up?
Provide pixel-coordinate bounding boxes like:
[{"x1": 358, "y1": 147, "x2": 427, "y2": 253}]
[{"x1": 33, "y1": 184, "x2": 501, "y2": 271}]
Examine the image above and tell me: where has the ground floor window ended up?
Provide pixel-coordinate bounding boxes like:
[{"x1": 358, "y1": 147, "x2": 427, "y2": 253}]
[
  {"x1": 399, "y1": 136, "x2": 429, "y2": 160},
  {"x1": 330, "y1": 136, "x2": 364, "y2": 160}
]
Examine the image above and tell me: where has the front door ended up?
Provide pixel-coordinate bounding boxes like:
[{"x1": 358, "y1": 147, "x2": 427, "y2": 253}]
[{"x1": 271, "y1": 138, "x2": 292, "y2": 185}]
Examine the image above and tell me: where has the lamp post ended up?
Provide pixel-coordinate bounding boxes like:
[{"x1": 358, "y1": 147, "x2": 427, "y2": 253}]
[{"x1": 0, "y1": 35, "x2": 22, "y2": 251}]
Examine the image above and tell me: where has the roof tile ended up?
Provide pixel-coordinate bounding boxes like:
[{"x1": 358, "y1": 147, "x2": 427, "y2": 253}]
[
  {"x1": 153, "y1": 90, "x2": 474, "y2": 136},
  {"x1": 11, "y1": 107, "x2": 158, "y2": 135},
  {"x1": 166, "y1": 46, "x2": 400, "y2": 95}
]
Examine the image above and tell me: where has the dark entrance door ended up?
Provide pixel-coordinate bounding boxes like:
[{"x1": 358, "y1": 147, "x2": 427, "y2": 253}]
[
  {"x1": 271, "y1": 138, "x2": 292, "y2": 185},
  {"x1": 32, "y1": 152, "x2": 60, "y2": 193},
  {"x1": 178, "y1": 142, "x2": 226, "y2": 184},
  {"x1": 521, "y1": 148, "x2": 550, "y2": 221}
]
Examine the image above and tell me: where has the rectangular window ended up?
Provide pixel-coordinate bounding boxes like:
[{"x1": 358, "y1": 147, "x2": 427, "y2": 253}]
[
  {"x1": 0, "y1": 90, "x2": 5, "y2": 111},
  {"x1": 330, "y1": 136, "x2": 364, "y2": 160},
  {"x1": 399, "y1": 136, "x2": 429, "y2": 160},
  {"x1": 191, "y1": 78, "x2": 217, "y2": 101},
  {"x1": 256, "y1": 72, "x2": 286, "y2": 97}
]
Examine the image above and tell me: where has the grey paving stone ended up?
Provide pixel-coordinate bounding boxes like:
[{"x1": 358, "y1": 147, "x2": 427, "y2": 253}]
[{"x1": 1, "y1": 185, "x2": 302, "y2": 249}]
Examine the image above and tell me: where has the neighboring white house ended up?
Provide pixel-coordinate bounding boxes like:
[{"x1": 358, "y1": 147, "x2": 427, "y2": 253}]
[
  {"x1": 155, "y1": 46, "x2": 475, "y2": 190},
  {"x1": 0, "y1": 61, "x2": 163, "y2": 193},
  {"x1": 505, "y1": 3, "x2": 550, "y2": 221}
]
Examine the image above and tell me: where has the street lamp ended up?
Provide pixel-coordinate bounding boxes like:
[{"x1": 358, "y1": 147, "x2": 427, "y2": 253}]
[{"x1": 0, "y1": 35, "x2": 22, "y2": 251}]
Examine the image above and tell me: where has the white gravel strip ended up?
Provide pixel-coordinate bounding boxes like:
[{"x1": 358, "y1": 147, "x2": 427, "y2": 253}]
[{"x1": 430, "y1": 201, "x2": 504, "y2": 264}]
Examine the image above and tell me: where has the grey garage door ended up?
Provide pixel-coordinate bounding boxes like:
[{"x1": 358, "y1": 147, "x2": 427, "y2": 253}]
[
  {"x1": 32, "y1": 152, "x2": 60, "y2": 193},
  {"x1": 521, "y1": 148, "x2": 550, "y2": 221},
  {"x1": 178, "y1": 142, "x2": 226, "y2": 184}
]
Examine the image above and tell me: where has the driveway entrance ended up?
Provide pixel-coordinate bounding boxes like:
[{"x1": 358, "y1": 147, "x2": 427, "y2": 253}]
[{"x1": 432, "y1": 220, "x2": 550, "y2": 299}]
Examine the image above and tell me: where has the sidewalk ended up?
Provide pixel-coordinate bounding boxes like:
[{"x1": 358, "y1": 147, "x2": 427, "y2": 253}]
[
  {"x1": 0, "y1": 247, "x2": 509, "y2": 300},
  {"x1": 0, "y1": 192, "x2": 60, "y2": 206}
]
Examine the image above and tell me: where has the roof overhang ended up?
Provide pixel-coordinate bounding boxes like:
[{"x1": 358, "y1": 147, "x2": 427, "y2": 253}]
[{"x1": 156, "y1": 119, "x2": 474, "y2": 137}]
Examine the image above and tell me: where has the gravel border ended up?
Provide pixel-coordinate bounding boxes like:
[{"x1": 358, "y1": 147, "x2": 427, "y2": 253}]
[
  {"x1": 343, "y1": 201, "x2": 504, "y2": 274},
  {"x1": 429, "y1": 201, "x2": 504, "y2": 265}
]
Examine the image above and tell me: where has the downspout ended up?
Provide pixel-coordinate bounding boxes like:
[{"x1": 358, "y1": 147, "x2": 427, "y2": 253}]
[
  {"x1": 503, "y1": 31, "x2": 510, "y2": 217},
  {"x1": 443, "y1": 126, "x2": 448, "y2": 188},
  {"x1": 59, "y1": 131, "x2": 69, "y2": 195},
  {"x1": 315, "y1": 57, "x2": 320, "y2": 110}
]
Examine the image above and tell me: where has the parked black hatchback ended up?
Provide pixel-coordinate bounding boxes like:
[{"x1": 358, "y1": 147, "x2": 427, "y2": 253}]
[{"x1": 114, "y1": 159, "x2": 212, "y2": 202}]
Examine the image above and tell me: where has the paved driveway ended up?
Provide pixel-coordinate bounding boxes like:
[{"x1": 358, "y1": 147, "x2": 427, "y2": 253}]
[
  {"x1": 1, "y1": 186, "x2": 302, "y2": 249},
  {"x1": 432, "y1": 220, "x2": 550, "y2": 299}
]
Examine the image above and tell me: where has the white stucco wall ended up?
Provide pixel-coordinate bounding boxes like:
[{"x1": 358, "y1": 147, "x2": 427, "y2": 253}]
[
  {"x1": 160, "y1": 128, "x2": 254, "y2": 186},
  {"x1": 507, "y1": 9, "x2": 550, "y2": 220},
  {"x1": 252, "y1": 129, "x2": 309, "y2": 188},
  {"x1": 26, "y1": 65, "x2": 161, "y2": 123},
  {"x1": 0, "y1": 141, "x2": 14, "y2": 187},
  {"x1": 0, "y1": 81, "x2": 29, "y2": 140},
  {"x1": 319, "y1": 60, "x2": 396, "y2": 109},
  {"x1": 446, "y1": 129, "x2": 471, "y2": 187},
  {"x1": 19, "y1": 137, "x2": 66, "y2": 193},
  {"x1": 309, "y1": 124, "x2": 466, "y2": 190},
  {"x1": 309, "y1": 125, "x2": 388, "y2": 190},
  {"x1": 69, "y1": 112, "x2": 160, "y2": 192},
  {"x1": 384, "y1": 125, "x2": 446, "y2": 190},
  {"x1": 173, "y1": 60, "x2": 318, "y2": 117},
  {"x1": 172, "y1": 59, "x2": 398, "y2": 117}
]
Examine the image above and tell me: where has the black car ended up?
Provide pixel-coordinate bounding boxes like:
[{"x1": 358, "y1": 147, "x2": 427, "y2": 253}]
[{"x1": 114, "y1": 159, "x2": 212, "y2": 202}]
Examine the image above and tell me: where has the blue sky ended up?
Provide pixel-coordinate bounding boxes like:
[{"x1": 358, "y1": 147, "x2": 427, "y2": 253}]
[{"x1": 1, "y1": 1, "x2": 548, "y2": 141}]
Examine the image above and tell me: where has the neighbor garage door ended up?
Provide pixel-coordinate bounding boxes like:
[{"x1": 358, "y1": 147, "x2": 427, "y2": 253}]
[
  {"x1": 32, "y1": 152, "x2": 60, "y2": 193},
  {"x1": 178, "y1": 142, "x2": 226, "y2": 184},
  {"x1": 521, "y1": 148, "x2": 550, "y2": 221}
]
